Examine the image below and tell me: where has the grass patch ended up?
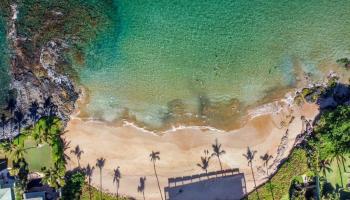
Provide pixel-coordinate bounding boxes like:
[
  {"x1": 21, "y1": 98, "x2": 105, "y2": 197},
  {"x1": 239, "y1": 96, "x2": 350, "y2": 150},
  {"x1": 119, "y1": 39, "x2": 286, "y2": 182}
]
[
  {"x1": 326, "y1": 153, "x2": 350, "y2": 189},
  {"x1": 3, "y1": 136, "x2": 54, "y2": 172},
  {"x1": 247, "y1": 148, "x2": 311, "y2": 200},
  {"x1": 24, "y1": 141, "x2": 53, "y2": 172}
]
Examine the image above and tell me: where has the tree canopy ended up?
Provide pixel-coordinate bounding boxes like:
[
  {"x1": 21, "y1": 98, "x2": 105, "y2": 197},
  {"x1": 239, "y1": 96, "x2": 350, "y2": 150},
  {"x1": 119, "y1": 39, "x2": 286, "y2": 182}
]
[{"x1": 313, "y1": 105, "x2": 350, "y2": 159}]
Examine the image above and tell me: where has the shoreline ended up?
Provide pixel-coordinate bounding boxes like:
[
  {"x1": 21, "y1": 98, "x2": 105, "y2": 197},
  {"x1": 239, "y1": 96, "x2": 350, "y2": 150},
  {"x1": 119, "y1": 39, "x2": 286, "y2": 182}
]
[
  {"x1": 72, "y1": 83, "x2": 299, "y2": 135},
  {"x1": 64, "y1": 91, "x2": 320, "y2": 199}
]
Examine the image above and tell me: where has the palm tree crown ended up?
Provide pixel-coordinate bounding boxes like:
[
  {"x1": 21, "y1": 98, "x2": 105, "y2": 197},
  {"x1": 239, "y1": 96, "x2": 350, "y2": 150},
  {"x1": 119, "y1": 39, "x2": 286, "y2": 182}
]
[
  {"x1": 150, "y1": 151, "x2": 160, "y2": 163},
  {"x1": 71, "y1": 145, "x2": 84, "y2": 167},
  {"x1": 84, "y1": 164, "x2": 95, "y2": 200},
  {"x1": 113, "y1": 166, "x2": 121, "y2": 197},
  {"x1": 29, "y1": 101, "x2": 39, "y2": 123},
  {"x1": 318, "y1": 159, "x2": 332, "y2": 177},
  {"x1": 113, "y1": 166, "x2": 121, "y2": 184},
  {"x1": 243, "y1": 147, "x2": 260, "y2": 200},
  {"x1": 197, "y1": 149, "x2": 211, "y2": 174},
  {"x1": 41, "y1": 163, "x2": 65, "y2": 189},
  {"x1": 211, "y1": 139, "x2": 225, "y2": 171},
  {"x1": 14, "y1": 110, "x2": 24, "y2": 135},
  {"x1": 96, "y1": 157, "x2": 106, "y2": 170},
  {"x1": 0, "y1": 114, "x2": 6, "y2": 137},
  {"x1": 138, "y1": 177, "x2": 147, "y2": 200},
  {"x1": 96, "y1": 157, "x2": 106, "y2": 200},
  {"x1": 85, "y1": 164, "x2": 95, "y2": 183},
  {"x1": 243, "y1": 147, "x2": 257, "y2": 166},
  {"x1": 260, "y1": 153, "x2": 273, "y2": 173},
  {"x1": 149, "y1": 150, "x2": 163, "y2": 200}
]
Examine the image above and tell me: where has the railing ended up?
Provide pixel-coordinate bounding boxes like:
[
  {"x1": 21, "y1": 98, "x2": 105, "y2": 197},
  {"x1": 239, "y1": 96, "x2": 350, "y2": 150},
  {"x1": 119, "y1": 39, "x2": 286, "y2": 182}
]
[{"x1": 167, "y1": 168, "x2": 240, "y2": 187}]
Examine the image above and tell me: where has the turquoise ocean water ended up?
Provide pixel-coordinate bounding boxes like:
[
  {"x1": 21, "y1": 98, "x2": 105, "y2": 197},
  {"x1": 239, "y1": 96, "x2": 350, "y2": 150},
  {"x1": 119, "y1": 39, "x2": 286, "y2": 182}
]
[
  {"x1": 76, "y1": 0, "x2": 350, "y2": 128},
  {"x1": 0, "y1": 16, "x2": 10, "y2": 107},
  {"x1": 2, "y1": 0, "x2": 350, "y2": 129}
]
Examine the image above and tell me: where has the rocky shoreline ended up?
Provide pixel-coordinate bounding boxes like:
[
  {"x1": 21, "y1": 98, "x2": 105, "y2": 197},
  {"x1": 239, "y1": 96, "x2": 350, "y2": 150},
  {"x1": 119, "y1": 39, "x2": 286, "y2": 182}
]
[
  {"x1": 0, "y1": 3, "x2": 79, "y2": 139},
  {"x1": 1, "y1": 2, "x2": 349, "y2": 140}
]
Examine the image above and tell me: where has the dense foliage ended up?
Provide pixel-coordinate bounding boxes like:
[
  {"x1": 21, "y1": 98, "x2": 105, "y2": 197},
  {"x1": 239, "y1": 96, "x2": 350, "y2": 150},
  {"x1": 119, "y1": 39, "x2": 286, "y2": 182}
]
[
  {"x1": 80, "y1": 183, "x2": 129, "y2": 200},
  {"x1": 0, "y1": 117, "x2": 67, "y2": 192},
  {"x1": 313, "y1": 105, "x2": 350, "y2": 159},
  {"x1": 62, "y1": 171, "x2": 85, "y2": 200},
  {"x1": 247, "y1": 149, "x2": 311, "y2": 200}
]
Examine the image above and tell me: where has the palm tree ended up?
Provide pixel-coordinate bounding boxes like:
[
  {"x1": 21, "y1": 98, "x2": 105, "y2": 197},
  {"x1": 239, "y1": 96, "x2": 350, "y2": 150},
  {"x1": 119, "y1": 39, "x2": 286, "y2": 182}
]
[
  {"x1": 96, "y1": 157, "x2": 106, "y2": 200},
  {"x1": 11, "y1": 145, "x2": 26, "y2": 162},
  {"x1": 84, "y1": 164, "x2": 95, "y2": 200},
  {"x1": 1, "y1": 142, "x2": 27, "y2": 163},
  {"x1": 70, "y1": 145, "x2": 84, "y2": 168},
  {"x1": 14, "y1": 110, "x2": 24, "y2": 136},
  {"x1": 318, "y1": 159, "x2": 332, "y2": 177},
  {"x1": 0, "y1": 140, "x2": 13, "y2": 154},
  {"x1": 113, "y1": 166, "x2": 121, "y2": 197},
  {"x1": 197, "y1": 149, "x2": 211, "y2": 175},
  {"x1": 29, "y1": 101, "x2": 39, "y2": 124},
  {"x1": 137, "y1": 177, "x2": 146, "y2": 200},
  {"x1": 6, "y1": 98, "x2": 16, "y2": 116},
  {"x1": 243, "y1": 147, "x2": 260, "y2": 200},
  {"x1": 6, "y1": 98, "x2": 16, "y2": 133},
  {"x1": 260, "y1": 153, "x2": 274, "y2": 200},
  {"x1": 0, "y1": 114, "x2": 6, "y2": 138},
  {"x1": 211, "y1": 139, "x2": 226, "y2": 171},
  {"x1": 41, "y1": 163, "x2": 65, "y2": 189},
  {"x1": 150, "y1": 151, "x2": 163, "y2": 200},
  {"x1": 32, "y1": 127, "x2": 45, "y2": 146},
  {"x1": 329, "y1": 150, "x2": 346, "y2": 188},
  {"x1": 43, "y1": 97, "x2": 57, "y2": 116}
]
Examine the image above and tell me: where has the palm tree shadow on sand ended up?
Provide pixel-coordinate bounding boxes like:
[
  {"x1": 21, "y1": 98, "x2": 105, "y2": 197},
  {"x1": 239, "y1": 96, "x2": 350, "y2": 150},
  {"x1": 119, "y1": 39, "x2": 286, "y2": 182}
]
[
  {"x1": 137, "y1": 177, "x2": 146, "y2": 200},
  {"x1": 96, "y1": 157, "x2": 106, "y2": 200},
  {"x1": 243, "y1": 146, "x2": 260, "y2": 200}
]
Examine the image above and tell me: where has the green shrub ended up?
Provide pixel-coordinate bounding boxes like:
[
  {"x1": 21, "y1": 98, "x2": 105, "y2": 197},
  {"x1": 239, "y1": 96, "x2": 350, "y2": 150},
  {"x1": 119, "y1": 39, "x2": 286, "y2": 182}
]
[{"x1": 62, "y1": 171, "x2": 85, "y2": 200}]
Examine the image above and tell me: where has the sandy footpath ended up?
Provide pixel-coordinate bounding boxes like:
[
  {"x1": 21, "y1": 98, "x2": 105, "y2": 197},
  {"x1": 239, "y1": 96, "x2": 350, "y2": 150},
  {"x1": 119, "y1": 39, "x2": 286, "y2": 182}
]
[{"x1": 64, "y1": 102, "x2": 319, "y2": 200}]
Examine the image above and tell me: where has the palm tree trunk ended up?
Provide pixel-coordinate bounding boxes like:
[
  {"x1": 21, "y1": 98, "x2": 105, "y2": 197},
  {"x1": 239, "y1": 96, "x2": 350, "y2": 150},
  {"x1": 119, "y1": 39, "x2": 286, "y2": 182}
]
[
  {"x1": 153, "y1": 162, "x2": 164, "y2": 200},
  {"x1": 336, "y1": 158, "x2": 344, "y2": 188},
  {"x1": 250, "y1": 165, "x2": 260, "y2": 200},
  {"x1": 88, "y1": 180, "x2": 92, "y2": 200},
  {"x1": 266, "y1": 166, "x2": 274, "y2": 200},
  {"x1": 341, "y1": 158, "x2": 346, "y2": 172},
  {"x1": 218, "y1": 156, "x2": 223, "y2": 171},
  {"x1": 117, "y1": 182, "x2": 119, "y2": 197},
  {"x1": 99, "y1": 168, "x2": 102, "y2": 200},
  {"x1": 143, "y1": 190, "x2": 145, "y2": 200}
]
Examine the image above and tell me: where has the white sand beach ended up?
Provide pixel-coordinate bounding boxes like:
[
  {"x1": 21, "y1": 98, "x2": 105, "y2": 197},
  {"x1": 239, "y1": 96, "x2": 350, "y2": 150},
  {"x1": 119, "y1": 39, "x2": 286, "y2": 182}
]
[{"x1": 64, "y1": 101, "x2": 319, "y2": 200}]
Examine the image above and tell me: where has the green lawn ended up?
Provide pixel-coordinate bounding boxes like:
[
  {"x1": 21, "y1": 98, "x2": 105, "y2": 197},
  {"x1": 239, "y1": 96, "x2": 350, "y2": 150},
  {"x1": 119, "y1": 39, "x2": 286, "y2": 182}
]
[
  {"x1": 10, "y1": 135, "x2": 54, "y2": 172},
  {"x1": 24, "y1": 139, "x2": 53, "y2": 172},
  {"x1": 247, "y1": 148, "x2": 311, "y2": 200},
  {"x1": 326, "y1": 153, "x2": 350, "y2": 189}
]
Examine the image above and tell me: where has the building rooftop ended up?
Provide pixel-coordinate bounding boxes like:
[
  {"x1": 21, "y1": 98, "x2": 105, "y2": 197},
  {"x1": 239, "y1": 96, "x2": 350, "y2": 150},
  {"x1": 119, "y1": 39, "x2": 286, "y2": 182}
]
[
  {"x1": 164, "y1": 169, "x2": 247, "y2": 200},
  {"x1": 0, "y1": 188, "x2": 13, "y2": 200}
]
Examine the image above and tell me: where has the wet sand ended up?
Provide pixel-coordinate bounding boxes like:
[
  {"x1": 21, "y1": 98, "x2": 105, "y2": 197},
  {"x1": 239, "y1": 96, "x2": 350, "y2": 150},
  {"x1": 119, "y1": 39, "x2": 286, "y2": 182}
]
[{"x1": 64, "y1": 101, "x2": 319, "y2": 200}]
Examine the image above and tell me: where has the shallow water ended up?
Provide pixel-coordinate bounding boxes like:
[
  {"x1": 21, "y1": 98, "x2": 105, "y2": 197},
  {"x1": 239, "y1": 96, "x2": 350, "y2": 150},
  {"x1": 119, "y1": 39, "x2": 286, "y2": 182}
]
[
  {"x1": 6, "y1": 0, "x2": 350, "y2": 129},
  {"x1": 76, "y1": 0, "x2": 350, "y2": 128}
]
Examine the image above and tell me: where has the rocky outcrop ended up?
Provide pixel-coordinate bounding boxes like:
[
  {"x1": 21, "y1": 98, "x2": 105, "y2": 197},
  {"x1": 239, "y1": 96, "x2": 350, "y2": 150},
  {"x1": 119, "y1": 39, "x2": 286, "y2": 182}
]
[{"x1": 1, "y1": 3, "x2": 79, "y2": 139}]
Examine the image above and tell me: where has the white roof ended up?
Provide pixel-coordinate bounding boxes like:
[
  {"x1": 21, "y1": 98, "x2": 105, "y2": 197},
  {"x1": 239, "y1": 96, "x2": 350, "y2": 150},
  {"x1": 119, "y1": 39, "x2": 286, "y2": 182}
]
[{"x1": 0, "y1": 188, "x2": 13, "y2": 200}]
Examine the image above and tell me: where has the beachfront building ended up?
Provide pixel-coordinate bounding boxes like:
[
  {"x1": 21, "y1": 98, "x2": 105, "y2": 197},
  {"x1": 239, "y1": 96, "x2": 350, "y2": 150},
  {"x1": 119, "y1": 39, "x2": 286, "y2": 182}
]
[
  {"x1": 23, "y1": 176, "x2": 60, "y2": 200},
  {"x1": 0, "y1": 158, "x2": 15, "y2": 200},
  {"x1": 164, "y1": 168, "x2": 246, "y2": 200},
  {"x1": 23, "y1": 191, "x2": 46, "y2": 200}
]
